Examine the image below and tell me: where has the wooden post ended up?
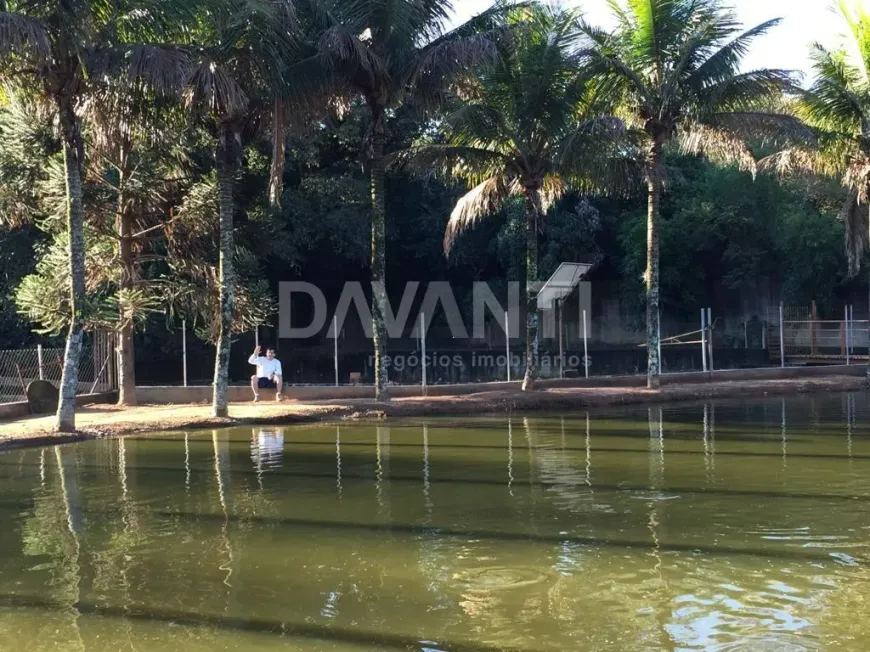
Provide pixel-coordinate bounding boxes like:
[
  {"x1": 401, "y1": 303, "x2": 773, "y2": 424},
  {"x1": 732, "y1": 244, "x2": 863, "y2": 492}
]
[{"x1": 14, "y1": 363, "x2": 27, "y2": 398}]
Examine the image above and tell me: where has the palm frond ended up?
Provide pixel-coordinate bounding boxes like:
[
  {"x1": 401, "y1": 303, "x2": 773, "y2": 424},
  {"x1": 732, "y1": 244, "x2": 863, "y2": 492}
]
[
  {"x1": 578, "y1": 23, "x2": 653, "y2": 110},
  {"x1": 539, "y1": 175, "x2": 567, "y2": 213},
  {"x1": 677, "y1": 122, "x2": 756, "y2": 175},
  {"x1": 443, "y1": 102, "x2": 509, "y2": 147},
  {"x1": 89, "y1": 44, "x2": 193, "y2": 98},
  {"x1": 801, "y1": 43, "x2": 866, "y2": 132},
  {"x1": 0, "y1": 12, "x2": 50, "y2": 63},
  {"x1": 688, "y1": 18, "x2": 783, "y2": 90},
  {"x1": 759, "y1": 142, "x2": 849, "y2": 179},
  {"x1": 406, "y1": 33, "x2": 500, "y2": 110},
  {"x1": 702, "y1": 69, "x2": 799, "y2": 112},
  {"x1": 318, "y1": 25, "x2": 386, "y2": 91},
  {"x1": 706, "y1": 111, "x2": 816, "y2": 147},
  {"x1": 394, "y1": 144, "x2": 510, "y2": 187},
  {"x1": 838, "y1": 0, "x2": 870, "y2": 81},
  {"x1": 183, "y1": 57, "x2": 248, "y2": 119},
  {"x1": 444, "y1": 175, "x2": 517, "y2": 253}
]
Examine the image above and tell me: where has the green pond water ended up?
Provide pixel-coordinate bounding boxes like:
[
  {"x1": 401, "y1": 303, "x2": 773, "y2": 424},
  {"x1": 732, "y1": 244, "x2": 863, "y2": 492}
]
[{"x1": 1, "y1": 394, "x2": 870, "y2": 651}]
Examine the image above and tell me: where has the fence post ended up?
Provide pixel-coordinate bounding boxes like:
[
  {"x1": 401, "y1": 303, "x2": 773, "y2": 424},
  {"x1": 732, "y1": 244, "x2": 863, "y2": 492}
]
[
  {"x1": 845, "y1": 305, "x2": 850, "y2": 365},
  {"x1": 182, "y1": 318, "x2": 188, "y2": 387},
  {"x1": 744, "y1": 321, "x2": 748, "y2": 349},
  {"x1": 420, "y1": 312, "x2": 427, "y2": 396},
  {"x1": 333, "y1": 315, "x2": 339, "y2": 387},
  {"x1": 810, "y1": 300, "x2": 818, "y2": 356},
  {"x1": 707, "y1": 308, "x2": 714, "y2": 372},
  {"x1": 582, "y1": 309, "x2": 588, "y2": 379},
  {"x1": 701, "y1": 309, "x2": 707, "y2": 372},
  {"x1": 254, "y1": 326, "x2": 259, "y2": 348},
  {"x1": 558, "y1": 300, "x2": 564, "y2": 379},
  {"x1": 505, "y1": 311, "x2": 511, "y2": 382},
  {"x1": 779, "y1": 302, "x2": 785, "y2": 369},
  {"x1": 37, "y1": 344, "x2": 44, "y2": 381},
  {"x1": 849, "y1": 305, "x2": 855, "y2": 356},
  {"x1": 657, "y1": 309, "x2": 662, "y2": 373}
]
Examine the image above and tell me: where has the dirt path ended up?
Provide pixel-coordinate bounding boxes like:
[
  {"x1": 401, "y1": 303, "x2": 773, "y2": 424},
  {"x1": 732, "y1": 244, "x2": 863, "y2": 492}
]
[{"x1": 0, "y1": 374, "x2": 864, "y2": 451}]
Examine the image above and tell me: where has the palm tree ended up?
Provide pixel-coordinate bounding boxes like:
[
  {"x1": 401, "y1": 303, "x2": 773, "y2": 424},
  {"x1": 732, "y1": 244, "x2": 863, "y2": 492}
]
[
  {"x1": 313, "y1": 0, "x2": 509, "y2": 402},
  {"x1": 583, "y1": 0, "x2": 796, "y2": 388},
  {"x1": 400, "y1": 5, "x2": 634, "y2": 390},
  {"x1": 180, "y1": 0, "x2": 298, "y2": 417},
  {"x1": 0, "y1": 1, "x2": 189, "y2": 431},
  {"x1": 764, "y1": 1, "x2": 870, "y2": 381}
]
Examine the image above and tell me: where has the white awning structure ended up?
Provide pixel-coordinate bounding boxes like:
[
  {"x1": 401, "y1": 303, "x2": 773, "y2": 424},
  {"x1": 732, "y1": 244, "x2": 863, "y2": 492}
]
[{"x1": 536, "y1": 262, "x2": 592, "y2": 310}]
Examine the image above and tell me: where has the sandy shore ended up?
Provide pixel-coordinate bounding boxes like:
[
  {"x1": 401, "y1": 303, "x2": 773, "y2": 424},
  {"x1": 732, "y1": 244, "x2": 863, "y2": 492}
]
[{"x1": 0, "y1": 374, "x2": 864, "y2": 451}]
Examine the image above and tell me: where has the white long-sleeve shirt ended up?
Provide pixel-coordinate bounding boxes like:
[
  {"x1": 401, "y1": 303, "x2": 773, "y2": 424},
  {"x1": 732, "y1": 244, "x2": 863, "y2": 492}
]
[{"x1": 248, "y1": 354, "x2": 282, "y2": 378}]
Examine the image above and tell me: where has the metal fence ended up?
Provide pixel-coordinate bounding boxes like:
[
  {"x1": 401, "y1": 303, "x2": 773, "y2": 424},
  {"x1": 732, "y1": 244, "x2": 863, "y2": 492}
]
[{"x1": 0, "y1": 331, "x2": 119, "y2": 404}]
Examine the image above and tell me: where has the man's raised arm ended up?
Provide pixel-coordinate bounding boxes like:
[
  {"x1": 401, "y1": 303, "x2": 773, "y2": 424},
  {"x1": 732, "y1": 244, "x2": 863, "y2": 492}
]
[{"x1": 248, "y1": 345, "x2": 262, "y2": 365}]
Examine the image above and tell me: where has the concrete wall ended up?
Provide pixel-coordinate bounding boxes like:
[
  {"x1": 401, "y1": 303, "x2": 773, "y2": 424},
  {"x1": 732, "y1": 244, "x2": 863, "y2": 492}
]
[
  {"x1": 134, "y1": 364, "x2": 866, "y2": 405},
  {"x1": 0, "y1": 391, "x2": 118, "y2": 420}
]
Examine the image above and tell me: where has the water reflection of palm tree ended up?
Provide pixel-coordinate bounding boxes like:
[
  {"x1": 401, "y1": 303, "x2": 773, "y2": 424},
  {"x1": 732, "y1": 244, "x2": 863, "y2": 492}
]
[
  {"x1": 845, "y1": 394, "x2": 855, "y2": 472},
  {"x1": 375, "y1": 426, "x2": 392, "y2": 521},
  {"x1": 212, "y1": 430, "x2": 234, "y2": 603},
  {"x1": 781, "y1": 397, "x2": 788, "y2": 470},
  {"x1": 49, "y1": 447, "x2": 85, "y2": 650},
  {"x1": 335, "y1": 425, "x2": 342, "y2": 498},
  {"x1": 422, "y1": 425, "x2": 432, "y2": 517},
  {"x1": 702, "y1": 403, "x2": 716, "y2": 482},
  {"x1": 184, "y1": 431, "x2": 191, "y2": 492},
  {"x1": 646, "y1": 407, "x2": 672, "y2": 652},
  {"x1": 507, "y1": 418, "x2": 514, "y2": 496},
  {"x1": 116, "y1": 437, "x2": 140, "y2": 649}
]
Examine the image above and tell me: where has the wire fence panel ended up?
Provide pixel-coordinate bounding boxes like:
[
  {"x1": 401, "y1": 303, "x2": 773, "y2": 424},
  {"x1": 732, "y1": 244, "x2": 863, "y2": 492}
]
[
  {"x1": 0, "y1": 331, "x2": 119, "y2": 404},
  {"x1": 0, "y1": 347, "x2": 63, "y2": 403}
]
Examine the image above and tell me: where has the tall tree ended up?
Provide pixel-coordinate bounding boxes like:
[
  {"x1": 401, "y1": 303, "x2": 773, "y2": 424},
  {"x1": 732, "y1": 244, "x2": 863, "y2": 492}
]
[
  {"x1": 181, "y1": 0, "x2": 298, "y2": 417},
  {"x1": 0, "y1": 0, "x2": 187, "y2": 430},
  {"x1": 314, "y1": 0, "x2": 507, "y2": 401},
  {"x1": 401, "y1": 5, "x2": 634, "y2": 389},
  {"x1": 764, "y1": 0, "x2": 870, "y2": 380},
  {"x1": 584, "y1": 0, "x2": 796, "y2": 387}
]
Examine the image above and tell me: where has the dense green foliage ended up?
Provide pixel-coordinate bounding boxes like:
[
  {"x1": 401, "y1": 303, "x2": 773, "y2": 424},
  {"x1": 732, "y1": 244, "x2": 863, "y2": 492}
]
[
  {"x1": 0, "y1": 0, "x2": 867, "y2": 416},
  {"x1": 0, "y1": 104, "x2": 856, "y2": 346}
]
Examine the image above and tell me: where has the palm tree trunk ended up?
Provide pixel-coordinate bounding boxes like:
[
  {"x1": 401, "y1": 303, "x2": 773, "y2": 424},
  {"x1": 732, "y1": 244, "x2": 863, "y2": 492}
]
[
  {"x1": 268, "y1": 98, "x2": 286, "y2": 207},
  {"x1": 116, "y1": 164, "x2": 136, "y2": 406},
  {"x1": 212, "y1": 122, "x2": 241, "y2": 418},
  {"x1": 522, "y1": 186, "x2": 541, "y2": 391},
  {"x1": 646, "y1": 144, "x2": 662, "y2": 390},
  {"x1": 369, "y1": 103, "x2": 390, "y2": 403},
  {"x1": 55, "y1": 95, "x2": 87, "y2": 433}
]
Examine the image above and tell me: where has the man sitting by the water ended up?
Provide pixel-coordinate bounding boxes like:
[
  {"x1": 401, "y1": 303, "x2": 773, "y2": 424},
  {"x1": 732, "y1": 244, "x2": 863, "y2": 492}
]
[{"x1": 249, "y1": 345, "x2": 283, "y2": 402}]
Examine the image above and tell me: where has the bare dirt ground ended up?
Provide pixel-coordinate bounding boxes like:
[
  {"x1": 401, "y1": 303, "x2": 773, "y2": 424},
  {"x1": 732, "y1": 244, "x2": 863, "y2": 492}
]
[{"x1": 0, "y1": 374, "x2": 864, "y2": 450}]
